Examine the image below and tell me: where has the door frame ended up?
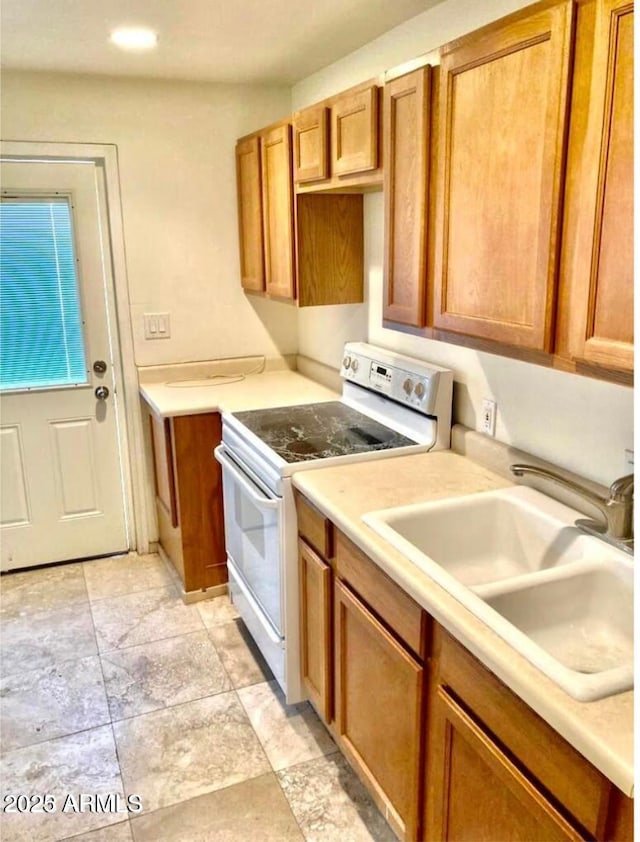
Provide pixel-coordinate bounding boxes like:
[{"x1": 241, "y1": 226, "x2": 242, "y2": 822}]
[{"x1": 1, "y1": 140, "x2": 151, "y2": 555}]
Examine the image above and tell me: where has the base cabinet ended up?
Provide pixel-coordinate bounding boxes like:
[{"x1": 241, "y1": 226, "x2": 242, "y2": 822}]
[
  {"x1": 149, "y1": 410, "x2": 227, "y2": 596},
  {"x1": 426, "y1": 686, "x2": 583, "y2": 842},
  {"x1": 334, "y1": 579, "x2": 424, "y2": 840}
]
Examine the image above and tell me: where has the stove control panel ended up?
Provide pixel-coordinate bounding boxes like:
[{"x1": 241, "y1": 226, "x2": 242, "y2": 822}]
[{"x1": 340, "y1": 342, "x2": 452, "y2": 416}]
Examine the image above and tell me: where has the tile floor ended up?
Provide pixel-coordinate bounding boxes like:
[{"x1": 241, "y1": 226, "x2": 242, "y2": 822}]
[{"x1": 0, "y1": 553, "x2": 396, "y2": 842}]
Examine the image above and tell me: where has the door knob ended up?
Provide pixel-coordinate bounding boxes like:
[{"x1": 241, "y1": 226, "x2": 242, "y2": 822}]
[
  {"x1": 93, "y1": 360, "x2": 107, "y2": 374},
  {"x1": 95, "y1": 386, "x2": 109, "y2": 401}
]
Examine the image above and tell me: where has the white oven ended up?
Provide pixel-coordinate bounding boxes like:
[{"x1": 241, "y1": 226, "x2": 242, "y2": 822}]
[
  {"x1": 214, "y1": 343, "x2": 453, "y2": 703},
  {"x1": 215, "y1": 445, "x2": 287, "y2": 686}
]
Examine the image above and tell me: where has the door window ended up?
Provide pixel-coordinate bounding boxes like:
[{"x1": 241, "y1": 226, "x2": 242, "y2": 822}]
[{"x1": 0, "y1": 196, "x2": 88, "y2": 391}]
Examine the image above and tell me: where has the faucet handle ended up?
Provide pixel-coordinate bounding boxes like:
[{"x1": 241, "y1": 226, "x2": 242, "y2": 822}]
[{"x1": 609, "y1": 473, "x2": 634, "y2": 502}]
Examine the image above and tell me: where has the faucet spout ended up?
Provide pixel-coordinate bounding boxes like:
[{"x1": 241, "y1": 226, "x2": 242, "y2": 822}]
[{"x1": 510, "y1": 464, "x2": 634, "y2": 549}]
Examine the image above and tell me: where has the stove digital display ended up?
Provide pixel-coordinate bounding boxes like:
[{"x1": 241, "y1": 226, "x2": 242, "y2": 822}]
[{"x1": 369, "y1": 361, "x2": 392, "y2": 393}]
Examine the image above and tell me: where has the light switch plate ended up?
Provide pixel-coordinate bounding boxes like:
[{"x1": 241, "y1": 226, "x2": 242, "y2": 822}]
[{"x1": 144, "y1": 312, "x2": 171, "y2": 339}]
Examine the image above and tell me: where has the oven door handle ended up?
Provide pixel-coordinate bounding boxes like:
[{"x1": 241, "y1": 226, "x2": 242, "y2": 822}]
[{"x1": 214, "y1": 445, "x2": 280, "y2": 510}]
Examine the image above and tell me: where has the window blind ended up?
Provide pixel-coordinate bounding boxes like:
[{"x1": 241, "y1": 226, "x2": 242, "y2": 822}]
[{"x1": 0, "y1": 197, "x2": 88, "y2": 391}]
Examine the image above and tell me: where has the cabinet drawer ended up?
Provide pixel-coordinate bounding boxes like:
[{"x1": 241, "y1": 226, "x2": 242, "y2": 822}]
[
  {"x1": 435, "y1": 628, "x2": 611, "y2": 837},
  {"x1": 335, "y1": 530, "x2": 427, "y2": 659},
  {"x1": 295, "y1": 493, "x2": 334, "y2": 560}
]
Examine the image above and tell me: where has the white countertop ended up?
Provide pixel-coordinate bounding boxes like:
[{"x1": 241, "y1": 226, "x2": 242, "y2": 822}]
[
  {"x1": 292, "y1": 451, "x2": 634, "y2": 797},
  {"x1": 139, "y1": 370, "x2": 339, "y2": 418}
]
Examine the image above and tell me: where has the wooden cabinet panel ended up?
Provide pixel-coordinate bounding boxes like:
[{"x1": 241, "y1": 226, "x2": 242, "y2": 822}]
[
  {"x1": 299, "y1": 539, "x2": 332, "y2": 721},
  {"x1": 149, "y1": 412, "x2": 177, "y2": 528},
  {"x1": 433, "y1": 0, "x2": 575, "y2": 350},
  {"x1": 433, "y1": 628, "x2": 611, "y2": 837},
  {"x1": 335, "y1": 531, "x2": 427, "y2": 659},
  {"x1": 235, "y1": 136, "x2": 265, "y2": 293},
  {"x1": 383, "y1": 67, "x2": 432, "y2": 327},
  {"x1": 426, "y1": 686, "x2": 584, "y2": 841},
  {"x1": 560, "y1": 0, "x2": 633, "y2": 371},
  {"x1": 331, "y1": 85, "x2": 379, "y2": 176},
  {"x1": 293, "y1": 106, "x2": 329, "y2": 183},
  {"x1": 296, "y1": 194, "x2": 364, "y2": 306},
  {"x1": 334, "y1": 579, "x2": 423, "y2": 840},
  {"x1": 171, "y1": 413, "x2": 227, "y2": 593},
  {"x1": 261, "y1": 124, "x2": 296, "y2": 300},
  {"x1": 295, "y1": 491, "x2": 334, "y2": 559}
]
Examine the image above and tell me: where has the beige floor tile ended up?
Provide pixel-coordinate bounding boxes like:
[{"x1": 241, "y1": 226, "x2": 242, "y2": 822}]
[
  {"x1": 0, "y1": 563, "x2": 87, "y2": 620},
  {"x1": 113, "y1": 692, "x2": 271, "y2": 814},
  {"x1": 101, "y1": 631, "x2": 231, "y2": 721},
  {"x1": 0, "y1": 604, "x2": 97, "y2": 678},
  {"x1": 195, "y1": 594, "x2": 240, "y2": 628},
  {"x1": 61, "y1": 821, "x2": 133, "y2": 841},
  {"x1": 207, "y1": 619, "x2": 273, "y2": 689},
  {"x1": 238, "y1": 680, "x2": 338, "y2": 771},
  {"x1": 91, "y1": 587, "x2": 203, "y2": 653},
  {"x1": 0, "y1": 726, "x2": 127, "y2": 842},
  {"x1": 0, "y1": 656, "x2": 110, "y2": 753},
  {"x1": 83, "y1": 554, "x2": 175, "y2": 602},
  {"x1": 130, "y1": 773, "x2": 304, "y2": 842},
  {"x1": 277, "y1": 753, "x2": 396, "y2": 842}
]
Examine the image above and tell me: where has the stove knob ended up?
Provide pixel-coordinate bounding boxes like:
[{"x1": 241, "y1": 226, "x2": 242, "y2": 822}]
[
  {"x1": 343, "y1": 356, "x2": 352, "y2": 370},
  {"x1": 403, "y1": 378, "x2": 414, "y2": 395},
  {"x1": 351, "y1": 359, "x2": 359, "y2": 372},
  {"x1": 414, "y1": 382, "x2": 425, "y2": 399}
]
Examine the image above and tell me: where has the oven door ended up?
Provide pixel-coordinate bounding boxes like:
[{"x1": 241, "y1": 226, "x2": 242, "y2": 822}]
[{"x1": 215, "y1": 444, "x2": 283, "y2": 638}]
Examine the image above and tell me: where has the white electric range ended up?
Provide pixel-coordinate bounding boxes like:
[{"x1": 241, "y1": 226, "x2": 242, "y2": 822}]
[{"x1": 214, "y1": 343, "x2": 453, "y2": 702}]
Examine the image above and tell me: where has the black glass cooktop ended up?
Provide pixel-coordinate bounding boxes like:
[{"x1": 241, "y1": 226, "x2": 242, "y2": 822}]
[{"x1": 232, "y1": 401, "x2": 417, "y2": 464}]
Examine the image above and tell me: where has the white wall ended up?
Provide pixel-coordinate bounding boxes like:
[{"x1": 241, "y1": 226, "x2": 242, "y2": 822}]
[
  {"x1": 1, "y1": 70, "x2": 297, "y2": 367},
  {"x1": 292, "y1": 0, "x2": 635, "y2": 485}
]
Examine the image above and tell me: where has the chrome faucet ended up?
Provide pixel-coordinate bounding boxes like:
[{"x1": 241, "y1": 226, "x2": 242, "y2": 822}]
[{"x1": 510, "y1": 464, "x2": 634, "y2": 553}]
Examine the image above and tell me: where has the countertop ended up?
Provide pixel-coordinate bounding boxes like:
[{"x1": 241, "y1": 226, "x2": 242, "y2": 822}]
[
  {"x1": 292, "y1": 450, "x2": 634, "y2": 797},
  {"x1": 139, "y1": 370, "x2": 338, "y2": 418}
]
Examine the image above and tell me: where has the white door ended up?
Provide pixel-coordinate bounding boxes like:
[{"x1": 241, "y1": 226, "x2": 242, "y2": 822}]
[{"x1": 0, "y1": 159, "x2": 129, "y2": 570}]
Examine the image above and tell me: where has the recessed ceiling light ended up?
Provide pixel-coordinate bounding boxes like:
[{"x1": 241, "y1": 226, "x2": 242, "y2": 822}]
[{"x1": 110, "y1": 27, "x2": 158, "y2": 50}]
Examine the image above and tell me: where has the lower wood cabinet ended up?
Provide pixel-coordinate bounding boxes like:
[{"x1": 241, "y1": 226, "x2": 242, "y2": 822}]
[
  {"x1": 426, "y1": 686, "x2": 584, "y2": 842},
  {"x1": 149, "y1": 409, "x2": 227, "y2": 597},
  {"x1": 294, "y1": 492, "x2": 633, "y2": 842},
  {"x1": 298, "y1": 538, "x2": 332, "y2": 722},
  {"x1": 334, "y1": 579, "x2": 424, "y2": 840}
]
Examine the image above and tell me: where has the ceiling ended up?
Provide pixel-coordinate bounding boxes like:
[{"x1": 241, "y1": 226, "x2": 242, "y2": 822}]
[{"x1": 0, "y1": 0, "x2": 440, "y2": 85}]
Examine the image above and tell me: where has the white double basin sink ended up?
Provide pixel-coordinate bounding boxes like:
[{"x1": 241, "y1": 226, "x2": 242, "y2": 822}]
[{"x1": 362, "y1": 486, "x2": 633, "y2": 701}]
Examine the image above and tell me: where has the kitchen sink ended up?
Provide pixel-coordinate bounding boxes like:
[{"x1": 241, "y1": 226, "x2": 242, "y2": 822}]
[{"x1": 362, "y1": 486, "x2": 634, "y2": 700}]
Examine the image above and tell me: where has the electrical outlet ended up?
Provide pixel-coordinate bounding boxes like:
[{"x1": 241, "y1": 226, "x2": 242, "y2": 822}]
[
  {"x1": 481, "y1": 399, "x2": 496, "y2": 436},
  {"x1": 624, "y1": 449, "x2": 634, "y2": 472},
  {"x1": 144, "y1": 312, "x2": 171, "y2": 340}
]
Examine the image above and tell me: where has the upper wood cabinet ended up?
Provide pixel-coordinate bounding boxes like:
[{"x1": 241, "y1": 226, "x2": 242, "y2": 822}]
[
  {"x1": 237, "y1": 120, "x2": 364, "y2": 306},
  {"x1": 293, "y1": 82, "x2": 382, "y2": 192},
  {"x1": 293, "y1": 105, "x2": 329, "y2": 183},
  {"x1": 383, "y1": 66, "x2": 433, "y2": 327},
  {"x1": 235, "y1": 136, "x2": 265, "y2": 293},
  {"x1": 557, "y1": 0, "x2": 634, "y2": 373},
  {"x1": 331, "y1": 85, "x2": 379, "y2": 176},
  {"x1": 433, "y1": 0, "x2": 575, "y2": 351},
  {"x1": 261, "y1": 123, "x2": 296, "y2": 300}
]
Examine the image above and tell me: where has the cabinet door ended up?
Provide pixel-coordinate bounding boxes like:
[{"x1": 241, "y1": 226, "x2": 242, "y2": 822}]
[
  {"x1": 298, "y1": 539, "x2": 332, "y2": 721},
  {"x1": 426, "y1": 686, "x2": 584, "y2": 842},
  {"x1": 383, "y1": 67, "x2": 432, "y2": 327},
  {"x1": 261, "y1": 124, "x2": 296, "y2": 300},
  {"x1": 235, "y1": 136, "x2": 265, "y2": 293},
  {"x1": 334, "y1": 579, "x2": 423, "y2": 840},
  {"x1": 331, "y1": 85, "x2": 379, "y2": 176},
  {"x1": 149, "y1": 412, "x2": 178, "y2": 528},
  {"x1": 293, "y1": 106, "x2": 329, "y2": 183},
  {"x1": 562, "y1": 0, "x2": 633, "y2": 371},
  {"x1": 433, "y1": 0, "x2": 575, "y2": 350}
]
